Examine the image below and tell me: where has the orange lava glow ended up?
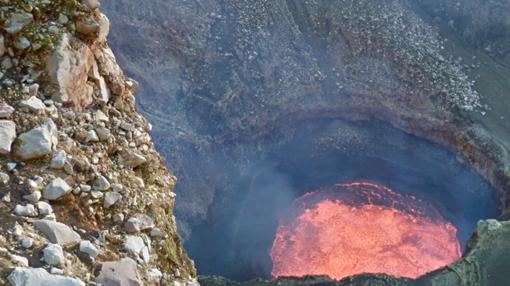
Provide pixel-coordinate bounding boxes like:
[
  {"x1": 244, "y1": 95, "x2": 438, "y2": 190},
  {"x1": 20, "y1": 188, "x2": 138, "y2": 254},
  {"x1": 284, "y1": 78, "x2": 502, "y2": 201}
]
[{"x1": 270, "y1": 182, "x2": 461, "y2": 280}]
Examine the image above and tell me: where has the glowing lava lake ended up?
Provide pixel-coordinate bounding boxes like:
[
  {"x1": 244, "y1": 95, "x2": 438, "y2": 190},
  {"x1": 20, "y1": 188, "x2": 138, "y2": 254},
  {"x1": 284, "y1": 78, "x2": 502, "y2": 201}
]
[{"x1": 270, "y1": 181, "x2": 461, "y2": 280}]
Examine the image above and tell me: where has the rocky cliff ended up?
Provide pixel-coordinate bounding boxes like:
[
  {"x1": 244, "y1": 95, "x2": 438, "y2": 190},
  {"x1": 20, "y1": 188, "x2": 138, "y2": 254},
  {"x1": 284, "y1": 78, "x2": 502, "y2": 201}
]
[{"x1": 0, "y1": 0, "x2": 195, "y2": 285}]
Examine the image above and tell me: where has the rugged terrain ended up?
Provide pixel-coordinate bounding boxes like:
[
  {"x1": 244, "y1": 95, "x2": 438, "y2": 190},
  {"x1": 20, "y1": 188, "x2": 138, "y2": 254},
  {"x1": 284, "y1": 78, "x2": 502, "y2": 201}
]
[
  {"x1": 0, "y1": 0, "x2": 195, "y2": 285},
  {"x1": 0, "y1": 0, "x2": 508, "y2": 285},
  {"x1": 99, "y1": 0, "x2": 510, "y2": 285}
]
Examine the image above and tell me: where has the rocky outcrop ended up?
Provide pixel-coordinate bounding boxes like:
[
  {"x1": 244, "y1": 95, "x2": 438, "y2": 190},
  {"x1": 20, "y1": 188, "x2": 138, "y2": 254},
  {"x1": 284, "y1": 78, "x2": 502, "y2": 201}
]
[{"x1": 0, "y1": 1, "x2": 195, "y2": 285}]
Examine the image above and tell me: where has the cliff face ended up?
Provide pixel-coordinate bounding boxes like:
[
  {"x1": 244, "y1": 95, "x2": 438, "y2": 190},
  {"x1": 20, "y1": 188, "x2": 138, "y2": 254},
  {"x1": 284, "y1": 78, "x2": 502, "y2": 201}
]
[{"x1": 0, "y1": 1, "x2": 195, "y2": 285}]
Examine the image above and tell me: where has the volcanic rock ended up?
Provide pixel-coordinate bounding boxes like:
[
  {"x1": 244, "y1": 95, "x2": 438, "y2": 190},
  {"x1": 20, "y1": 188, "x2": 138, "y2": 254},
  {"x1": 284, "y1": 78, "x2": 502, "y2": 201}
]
[
  {"x1": 42, "y1": 244, "x2": 64, "y2": 266},
  {"x1": 123, "y1": 235, "x2": 145, "y2": 256},
  {"x1": 43, "y1": 178, "x2": 71, "y2": 200},
  {"x1": 93, "y1": 175, "x2": 110, "y2": 191},
  {"x1": 20, "y1": 238, "x2": 34, "y2": 249},
  {"x1": 15, "y1": 119, "x2": 58, "y2": 160},
  {"x1": 23, "y1": 191, "x2": 42, "y2": 204},
  {"x1": 79, "y1": 240, "x2": 98, "y2": 258},
  {"x1": 4, "y1": 11, "x2": 33, "y2": 34},
  {"x1": 125, "y1": 214, "x2": 155, "y2": 233},
  {"x1": 37, "y1": 201, "x2": 53, "y2": 216},
  {"x1": 0, "y1": 120, "x2": 16, "y2": 154},
  {"x1": 8, "y1": 268, "x2": 85, "y2": 286},
  {"x1": 10, "y1": 255, "x2": 29, "y2": 267},
  {"x1": 50, "y1": 150, "x2": 67, "y2": 170},
  {"x1": 13, "y1": 204, "x2": 37, "y2": 217},
  {"x1": 0, "y1": 103, "x2": 14, "y2": 118},
  {"x1": 104, "y1": 191, "x2": 122, "y2": 208},
  {"x1": 19, "y1": 96, "x2": 46, "y2": 113},
  {"x1": 121, "y1": 151, "x2": 147, "y2": 168},
  {"x1": 96, "y1": 257, "x2": 142, "y2": 286},
  {"x1": 33, "y1": 220, "x2": 81, "y2": 246},
  {"x1": 46, "y1": 33, "x2": 94, "y2": 108},
  {"x1": 14, "y1": 37, "x2": 31, "y2": 50}
]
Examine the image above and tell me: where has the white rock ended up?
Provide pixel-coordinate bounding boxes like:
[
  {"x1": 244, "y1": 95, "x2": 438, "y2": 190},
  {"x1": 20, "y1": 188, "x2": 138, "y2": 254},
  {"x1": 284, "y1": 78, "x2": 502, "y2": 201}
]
[
  {"x1": 113, "y1": 213, "x2": 124, "y2": 223},
  {"x1": 42, "y1": 244, "x2": 64, "y2": 266},
  {"x1": 123, "y1": 235, "x2": 145, "y2": 256},
  {"x1": 43, "y1": 178, "x2": 71, "y2": 200},
  {"x1": 91, "y1": 191, "x2": 103, "y2": 199},
  {"x1": 12, "y1": 223, "x2": 23, "y2": 237},
  {"x1": 0, "y1": 120, "x2": 16, "y2": 154},
  {"x1": 150, "y1": 227, "x2": 163, "y2": 238},
  {"x1": 19, "y1": 96, "x2": 46, "y2": 112},
  {"x1": 15, "y1": 118, "x2": 58, "y2": 160},
  {"x1": 93, "y1": 175, "x2": 110, "y2": 191},
  {"x1": 20, "y1": 237, "x2": 34, "y2": 249},
  {"x1": 6, "y1": 162, "x2": 17, "y2": 171},
  {"x1": 94, "y1": 110, "x2": 109, "y2": 122},
  {"x1": 33, "y1": 219, "x2": 81, "y2": 246},
  {"x1": 26, "y1": 177, "x2": 44, "y2": 191},
  {"x1": 50, "y1": 150, "x2": 66, "y2": 169},
  {"x1": 8, "y1": 267, "x2": 85, "y2": 286},
  {"x1": 79, "y1": 240, "x2": 98, "y2": 258},
  {"x1": 147, "y1": 268, "x2": 163, "y2": 281},
  {"x1": 85, "y1": 130, "x2": 99, "y2": 143},
  {"x1": 125, "y1": 214, "x2": 155, "y2": 233},
  {"x1": 28, "y1": 84, "x2": 39, "y2": 97},
  {"x1": 0, "y1": 103, "x2": 14, "y2": 118},
  {"x1": 111, "y1": 183, "x2": 124, "y2": 193},
  {"x1": 141, "y1": 246, "x2": 150, "y2": 263},
  {"x1": 79, "y1": 184, "x2": 91, "y2": 192},
  {"x1": 23, "y1": 191, "x2": 41, "y2": 203},
  {"x1": 37, "y1": 201, "x2": 53, "y2": 216},
  {"x1": 13, "y1": 204, "x2": 37, "y2": 217},
  {"x1": 50, "y1": 267, "x2": 64, "y2": 275},
  {"x1": 104, "y1": 191, "x2": 122, "y2": 208},
  {"x1": 10, "y1": 254, "x2": 29, "y2": 267}
]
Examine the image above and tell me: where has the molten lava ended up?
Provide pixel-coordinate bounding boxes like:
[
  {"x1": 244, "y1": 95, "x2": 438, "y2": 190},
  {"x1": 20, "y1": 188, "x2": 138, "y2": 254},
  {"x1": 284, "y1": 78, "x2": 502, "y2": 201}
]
[{"x1": 270, "y1": 182, "x2": 461, "y2": 280}]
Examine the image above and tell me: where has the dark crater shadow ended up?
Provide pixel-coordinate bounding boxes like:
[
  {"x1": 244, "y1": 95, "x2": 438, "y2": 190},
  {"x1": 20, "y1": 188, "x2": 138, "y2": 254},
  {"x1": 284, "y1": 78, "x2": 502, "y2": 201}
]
[{"x1": 179, "y1": 118, "x2": 499, "y2": 281}]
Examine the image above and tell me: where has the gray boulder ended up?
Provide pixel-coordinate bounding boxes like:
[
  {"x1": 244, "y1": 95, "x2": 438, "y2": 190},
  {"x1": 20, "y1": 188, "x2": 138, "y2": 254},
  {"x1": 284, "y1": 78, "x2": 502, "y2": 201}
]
[
  {"x1": 96, "y1": 257, "x2": 142, "y2": 286},
  {"x1": 0, "y1": 120, "x2": 16, "y2": 154},
  {"x1": 8, "y1": 267, "x2": 84, "y2": 286},
  {"x1": 0, "y1": 103, "x2": 14, "y2": 118},
  {"x1": 15, "y1": 119, "x2": 58, "y2": 160},
  {"x1": 125, "y1": 214, "x2": 154, "y2": 233},
  {"x1": 19, "y1": 96, "x2": 46, "y2": 113},
  {"x1": 33, "y1": 219, "x2": 81, "y2": 246},
  {"x1": 43, "y1": 178, "x2": 71, "y2": 200}
]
